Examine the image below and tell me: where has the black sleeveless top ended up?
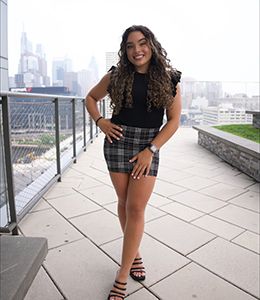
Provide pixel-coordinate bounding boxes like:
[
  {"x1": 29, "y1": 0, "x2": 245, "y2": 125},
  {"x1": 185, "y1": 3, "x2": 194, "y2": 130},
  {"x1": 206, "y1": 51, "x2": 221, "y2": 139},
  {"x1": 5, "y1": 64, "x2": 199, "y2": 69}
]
[{"x1": 110, "y1": 69, "x2": 181, "y2": 128}]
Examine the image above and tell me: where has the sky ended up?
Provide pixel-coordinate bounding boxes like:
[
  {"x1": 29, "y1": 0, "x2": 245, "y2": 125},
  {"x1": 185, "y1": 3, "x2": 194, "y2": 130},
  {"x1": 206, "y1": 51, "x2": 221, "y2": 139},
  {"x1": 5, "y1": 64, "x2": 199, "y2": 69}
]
[{"x1": 7, "y1": 0, "x2": 259, "y2": 83}]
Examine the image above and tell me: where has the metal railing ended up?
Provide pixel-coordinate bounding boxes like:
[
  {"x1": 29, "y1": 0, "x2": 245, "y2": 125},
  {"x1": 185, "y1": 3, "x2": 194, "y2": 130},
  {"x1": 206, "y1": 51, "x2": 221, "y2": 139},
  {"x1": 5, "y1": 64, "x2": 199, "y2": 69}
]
[{"x1": 0, "y1": 91, "x2": 106, "y2": 235}]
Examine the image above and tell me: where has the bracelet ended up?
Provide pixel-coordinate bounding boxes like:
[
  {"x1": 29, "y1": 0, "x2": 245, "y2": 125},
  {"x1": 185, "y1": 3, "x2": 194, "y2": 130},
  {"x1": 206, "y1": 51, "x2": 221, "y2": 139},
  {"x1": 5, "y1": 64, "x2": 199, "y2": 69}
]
[{"x1": 95, "y1": 116, "x2": 103, "y2": 126}]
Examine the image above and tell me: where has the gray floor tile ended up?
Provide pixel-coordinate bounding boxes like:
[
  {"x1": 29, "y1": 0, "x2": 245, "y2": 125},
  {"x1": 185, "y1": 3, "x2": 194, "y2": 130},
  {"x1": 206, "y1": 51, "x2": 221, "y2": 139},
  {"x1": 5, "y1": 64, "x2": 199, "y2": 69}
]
[
  {"x1": 146, "y1": 205, "x2": 167, "y2": 222},
  {"x1": 96, "y1": 175, "x2": 114, "y2": 187},
  {"x1": 159, "y1": 202, "x2": 204, "y2": 222},
  {"x1": 229, "y1": 191, "x2": 260, "y2": 213},
  {"x1": 248, "y1": 183, "x2": 260, "y2": 193},
  {"x1": 25, "y1": 267, "x2": 64, "y2": 300},
  {"x1": 199, "y1": 183, "x2": 247, "y2": 201},
  {"x1": 169, "y1": 190, "x2": 226, "y2": 213},
  {"x1": 159, "y1": 157, "x2": 196, "y2": 170},
  {"x1": 29, "y1": 198, "x2": 52, "y2": 213},
  {"x1": 78, "y1": 185, "x2": 117, "y2": 205},
  {"x1": 151, "y1": 263, "x2": 256, "y2": 300},
  {"x1": 153, "y1": 180, "x2": 187, "y2": 197},
  {"x1": 101, "y1": 234, "x2": 190, "y2": 287},
  {"x1": 174, "y1": 176, "x2": 218, "y2": 191},
  {"x1": 184, "y1": 165, "x2": 228, "y2": 178},
  {"x1": 232, "y1": 231, "x2": 260, "y2": 254},
  {"x1": 211, "y1": 204, "x2": 259, "y2": 234},
  {"x1": 44, "y1": 238, "x2": 140, "y2": 300},
  {"x1": 213, "y1": 173, "x2": 255, "y2": 188},
  {"x1": 145, "y1": 215, "x2": 215, "y2": 255},
  {"x1": 148, "y1": 193, "x2": 173, "y2": 207},
  {"x1": 75, "y1": 176, "x2": 104, "y2": 190},
  {"x1": 47, "y1": 191, "x2": 101, "y2": 219},
  {"x1": 19, "y1": 209, "x2": 83, "y2": 249},
  {"x1": 157, "y1": 169, "x2": 193, "y2": 182},
  {"x1": 127, "y1": 288, "x2": 158, "y2": 299},
  {"x1": 18, "y1": 129, "x2": 260, "y2": 300},
  {"x1": 188, "y1": 238, "x2": 260, "y2": 298},
  {"x1": 70, "y1": 209, "x2": 123, "y2": 245},
  {"x1": 43, "y1": 186, "x2": 76, "y2": 200},
  {"x1": 103, "y1": 202, "x2": 118, "y2": 216},
  {"x1": 192, "y1": 215, "x2": 244, "y2": 240}
]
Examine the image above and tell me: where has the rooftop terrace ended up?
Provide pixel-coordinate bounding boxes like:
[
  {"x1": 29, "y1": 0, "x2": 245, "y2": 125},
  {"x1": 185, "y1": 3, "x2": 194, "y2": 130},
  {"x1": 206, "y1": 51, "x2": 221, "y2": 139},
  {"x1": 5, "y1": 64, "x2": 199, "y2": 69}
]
[{"x1": 18, "y1": 127, "x2": 259, "y2": 300}]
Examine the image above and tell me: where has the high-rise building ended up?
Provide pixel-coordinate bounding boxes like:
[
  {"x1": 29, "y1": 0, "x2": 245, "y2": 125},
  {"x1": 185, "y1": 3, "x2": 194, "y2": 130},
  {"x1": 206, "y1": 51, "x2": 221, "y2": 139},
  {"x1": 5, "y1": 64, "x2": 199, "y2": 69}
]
[
  {"x1": 15, "y1": 32, "x2": 50, "y2": 87},
  {"x1": 52, "y1": 58, "x2": 72, "y2": 86},
  {"x1": 77, "y1": 69, "x2": 89, "y2": 97},
  {"x1": 181, "y1": 79, "x2": 223, "y2": 109},
  {"x1": 203, "y1": 105, "x2": 252, "y2": 125}
]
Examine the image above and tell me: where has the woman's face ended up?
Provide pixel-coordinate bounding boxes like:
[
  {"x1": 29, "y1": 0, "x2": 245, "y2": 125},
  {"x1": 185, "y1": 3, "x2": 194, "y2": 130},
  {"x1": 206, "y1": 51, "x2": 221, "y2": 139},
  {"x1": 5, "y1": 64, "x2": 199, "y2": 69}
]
[{"x1": 125, "y1": 31, "x2": 152, "y2": 73}]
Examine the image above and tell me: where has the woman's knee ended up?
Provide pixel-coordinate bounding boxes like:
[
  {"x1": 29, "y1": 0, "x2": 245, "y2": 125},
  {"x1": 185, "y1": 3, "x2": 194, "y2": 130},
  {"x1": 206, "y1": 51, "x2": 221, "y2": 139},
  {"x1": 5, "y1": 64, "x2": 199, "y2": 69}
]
[{"x1": 126, "y1": 202, "x2": 145, "y2": 218}]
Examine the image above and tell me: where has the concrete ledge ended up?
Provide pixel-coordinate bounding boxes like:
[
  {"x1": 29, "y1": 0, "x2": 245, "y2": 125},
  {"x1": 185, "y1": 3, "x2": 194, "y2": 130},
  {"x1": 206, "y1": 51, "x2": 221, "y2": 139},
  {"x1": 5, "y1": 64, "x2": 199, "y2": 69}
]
[
  {"x1": 0, "y1": 235, "x2": 48, "y2": 300},
  {"x1": 193, "y1": 125, "x2": 260, "y2": 182}
]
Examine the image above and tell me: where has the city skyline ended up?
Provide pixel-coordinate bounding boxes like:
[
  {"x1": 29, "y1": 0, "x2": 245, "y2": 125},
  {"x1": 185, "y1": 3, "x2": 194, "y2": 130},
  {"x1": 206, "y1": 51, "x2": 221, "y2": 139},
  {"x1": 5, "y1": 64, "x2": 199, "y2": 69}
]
[{"x1": 8, "y1": 0, "x2": 259, "y2": 83}]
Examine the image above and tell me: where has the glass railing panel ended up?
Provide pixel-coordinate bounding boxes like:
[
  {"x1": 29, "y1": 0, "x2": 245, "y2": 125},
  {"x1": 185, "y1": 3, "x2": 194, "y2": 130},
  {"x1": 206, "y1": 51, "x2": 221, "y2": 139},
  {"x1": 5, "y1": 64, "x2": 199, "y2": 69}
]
[
  {"x1": 59, "y1": 99, "x2": 74, "y2": 170},
  {"x1": 9, "y1": 97, "x2": 57, "y2": 213}
]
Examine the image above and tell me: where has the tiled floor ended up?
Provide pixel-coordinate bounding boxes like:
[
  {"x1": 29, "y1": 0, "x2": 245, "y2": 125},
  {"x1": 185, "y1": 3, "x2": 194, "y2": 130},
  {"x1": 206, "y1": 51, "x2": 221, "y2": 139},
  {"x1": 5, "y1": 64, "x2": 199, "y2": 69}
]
[{"x1": 19, "y1": 128, "x2": 260, "y2": 300}]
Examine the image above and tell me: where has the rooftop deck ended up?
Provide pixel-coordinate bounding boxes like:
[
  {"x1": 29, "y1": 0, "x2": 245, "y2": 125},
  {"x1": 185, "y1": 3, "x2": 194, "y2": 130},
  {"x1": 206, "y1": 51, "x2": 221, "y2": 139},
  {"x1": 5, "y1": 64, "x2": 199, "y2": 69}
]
[{"x1": 19, "y1": 128, "x2": 259, "y2": 300}]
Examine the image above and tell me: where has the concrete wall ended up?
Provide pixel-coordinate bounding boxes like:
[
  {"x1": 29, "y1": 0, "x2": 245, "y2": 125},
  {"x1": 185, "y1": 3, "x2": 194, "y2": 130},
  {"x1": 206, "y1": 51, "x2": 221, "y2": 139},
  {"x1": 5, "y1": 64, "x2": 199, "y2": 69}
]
[
  {"x1": 193, "y1": 125, "x2": 260, "y2": 182},
  {"x1": 0, "y1": 0, "x2": 8, "y2": 91}
]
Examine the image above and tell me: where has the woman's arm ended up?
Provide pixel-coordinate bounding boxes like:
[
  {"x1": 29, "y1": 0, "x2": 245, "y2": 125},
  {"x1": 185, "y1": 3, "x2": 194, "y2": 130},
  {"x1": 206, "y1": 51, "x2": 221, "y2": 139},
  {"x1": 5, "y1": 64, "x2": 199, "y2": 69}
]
[
  {"x1": 150, "y1": 83, "x2": 182, "y2": 149},
  {"x1": 85, "y1": 73, "x2": 123, "y2": 142}
]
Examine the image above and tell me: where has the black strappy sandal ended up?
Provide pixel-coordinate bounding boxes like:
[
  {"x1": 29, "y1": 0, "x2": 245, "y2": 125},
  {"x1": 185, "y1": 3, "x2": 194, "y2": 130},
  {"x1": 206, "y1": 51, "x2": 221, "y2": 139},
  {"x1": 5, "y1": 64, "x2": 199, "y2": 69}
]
[
  {"x1": 107, "y1": 280, "x2": 127, "y2": 300},
  {"x1": 130, "y1": 257, "x2": 146, "y2": 281}
]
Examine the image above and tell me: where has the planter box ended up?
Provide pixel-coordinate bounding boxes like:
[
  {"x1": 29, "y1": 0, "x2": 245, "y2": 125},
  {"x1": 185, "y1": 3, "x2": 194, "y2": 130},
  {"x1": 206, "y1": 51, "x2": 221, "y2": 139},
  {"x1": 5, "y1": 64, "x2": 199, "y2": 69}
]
[{"x1": 193, "y1": 125, "x2": 260, "y2": 182}]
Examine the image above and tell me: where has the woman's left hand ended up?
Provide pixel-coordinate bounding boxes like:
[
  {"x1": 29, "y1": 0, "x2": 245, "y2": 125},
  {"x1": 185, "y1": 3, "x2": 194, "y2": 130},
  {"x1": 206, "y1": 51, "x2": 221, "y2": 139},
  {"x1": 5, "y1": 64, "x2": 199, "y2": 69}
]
[{"x1": 129, "y1": 148, "x2": 153, "y2": 179}]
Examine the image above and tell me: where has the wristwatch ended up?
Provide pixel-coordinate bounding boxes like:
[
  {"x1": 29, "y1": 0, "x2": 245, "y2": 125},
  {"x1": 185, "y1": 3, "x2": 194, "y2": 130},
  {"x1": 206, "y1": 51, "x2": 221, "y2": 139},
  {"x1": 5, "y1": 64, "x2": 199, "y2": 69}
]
[{"x1": 147, "y1": 143, "x2": 159, "y2": 154}]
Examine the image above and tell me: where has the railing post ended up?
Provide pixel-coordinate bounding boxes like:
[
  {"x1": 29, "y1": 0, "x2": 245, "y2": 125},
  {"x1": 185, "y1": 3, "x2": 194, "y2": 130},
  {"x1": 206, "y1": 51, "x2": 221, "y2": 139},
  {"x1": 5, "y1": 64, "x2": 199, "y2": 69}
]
[
  {"x1": 90, "y1": 116, "x2": 93, "y2": 143},
  {"x1": 54, "y1": 98, "x2": 61, "y2": 182},
  {"x1": 72, "y1": 98, "x2": 76, "y2": 162},
  {"x1": 82, "y1": 99, "x2": 86, "y2": 151},
  {"x1": 2, "y1": 95, "x2": 18, "y2": 235},
  {"x1": 102, "y1": 98, "x2": 106, "y2": 118}
]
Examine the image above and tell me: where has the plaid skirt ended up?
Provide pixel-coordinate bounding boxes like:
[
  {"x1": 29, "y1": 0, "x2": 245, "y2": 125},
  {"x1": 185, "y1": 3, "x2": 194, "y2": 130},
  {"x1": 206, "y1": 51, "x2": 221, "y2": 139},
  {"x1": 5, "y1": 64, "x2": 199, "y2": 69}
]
[{"x1": 103, "y1": 124, "x2": 160, "y2": 176}]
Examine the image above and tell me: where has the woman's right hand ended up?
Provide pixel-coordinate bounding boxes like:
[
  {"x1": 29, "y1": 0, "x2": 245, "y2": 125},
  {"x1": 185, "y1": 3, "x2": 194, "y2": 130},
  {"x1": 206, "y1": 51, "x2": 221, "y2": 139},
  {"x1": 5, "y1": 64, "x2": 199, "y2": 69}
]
[{"x1": 98, "y1": 118, "x2": 123, "y2": 143}]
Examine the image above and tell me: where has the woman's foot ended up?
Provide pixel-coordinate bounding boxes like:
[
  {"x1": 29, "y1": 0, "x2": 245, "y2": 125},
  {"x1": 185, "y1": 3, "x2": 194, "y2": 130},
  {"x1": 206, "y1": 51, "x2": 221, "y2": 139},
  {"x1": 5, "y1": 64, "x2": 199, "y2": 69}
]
[
  {"x1": 107, "y1": 273, "x2": 127, "y2": 300},
  {"x1": 130, "y1": 257, "x2": 146, "y2": 281}
]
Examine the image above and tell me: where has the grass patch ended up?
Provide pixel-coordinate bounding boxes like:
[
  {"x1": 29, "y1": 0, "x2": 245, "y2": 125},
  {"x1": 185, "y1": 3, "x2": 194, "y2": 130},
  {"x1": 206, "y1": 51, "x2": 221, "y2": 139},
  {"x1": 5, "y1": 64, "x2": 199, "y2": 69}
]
[{"x1": 213, "y1": 124, "x2": 260, "y2": 143}]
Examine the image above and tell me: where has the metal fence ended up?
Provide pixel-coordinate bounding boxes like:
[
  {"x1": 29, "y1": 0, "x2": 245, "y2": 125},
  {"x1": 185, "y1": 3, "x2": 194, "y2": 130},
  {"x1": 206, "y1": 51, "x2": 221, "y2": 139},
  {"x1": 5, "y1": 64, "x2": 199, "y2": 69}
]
[{"x1": 0, "y1": 91, "x2": 105, "y2": 234}]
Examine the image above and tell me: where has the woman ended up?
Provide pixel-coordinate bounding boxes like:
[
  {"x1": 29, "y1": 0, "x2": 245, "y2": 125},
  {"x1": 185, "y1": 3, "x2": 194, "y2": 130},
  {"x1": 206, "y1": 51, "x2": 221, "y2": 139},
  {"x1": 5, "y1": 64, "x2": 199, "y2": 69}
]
[{"x1": 86, "y1": 25, "x2": 181, "y2": 300}]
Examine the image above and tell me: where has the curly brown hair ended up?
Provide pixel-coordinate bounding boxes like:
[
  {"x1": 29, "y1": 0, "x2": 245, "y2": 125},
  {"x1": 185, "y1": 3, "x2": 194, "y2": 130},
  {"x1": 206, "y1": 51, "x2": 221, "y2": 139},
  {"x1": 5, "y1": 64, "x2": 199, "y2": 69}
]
[{"x1": 108, "y1": 25, "x2": 177, "y2": 115}]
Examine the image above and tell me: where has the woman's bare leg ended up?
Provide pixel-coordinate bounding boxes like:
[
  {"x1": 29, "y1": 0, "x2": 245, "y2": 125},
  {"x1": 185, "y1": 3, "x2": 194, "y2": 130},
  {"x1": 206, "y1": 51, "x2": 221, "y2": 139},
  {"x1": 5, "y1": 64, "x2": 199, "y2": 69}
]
[
  {"x1": 116, "y1": 175, "x2": 156, "y2": 282},
  {"x1": 109, "y1": 172, "x2": 129, "y2": 231},
  {"x1": 110, "y1": 173, "x2": 149, "y2": 276}
]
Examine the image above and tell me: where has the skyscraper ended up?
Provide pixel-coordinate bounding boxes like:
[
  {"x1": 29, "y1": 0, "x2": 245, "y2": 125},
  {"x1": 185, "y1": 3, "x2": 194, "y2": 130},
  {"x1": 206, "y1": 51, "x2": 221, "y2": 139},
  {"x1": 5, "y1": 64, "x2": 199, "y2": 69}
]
[
  {"x1": 15, "y1": 32, "x2": 50, "y2": 87},
  {"x1": 52, "y1": 58, "x2": 72, "y2": 86}
]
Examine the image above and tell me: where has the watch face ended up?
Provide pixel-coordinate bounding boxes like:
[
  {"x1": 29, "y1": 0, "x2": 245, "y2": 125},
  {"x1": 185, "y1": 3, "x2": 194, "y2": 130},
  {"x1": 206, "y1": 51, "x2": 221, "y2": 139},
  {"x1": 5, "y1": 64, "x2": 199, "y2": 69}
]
[{"x1": 150, "y1": 144, "x2": 157, "y2": 153}]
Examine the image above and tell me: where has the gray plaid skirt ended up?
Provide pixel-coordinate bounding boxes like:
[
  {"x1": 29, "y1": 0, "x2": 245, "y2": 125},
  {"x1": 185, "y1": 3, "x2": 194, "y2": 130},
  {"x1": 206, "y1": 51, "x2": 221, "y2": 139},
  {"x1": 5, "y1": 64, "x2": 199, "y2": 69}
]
[{"x1": 103, "y1": 124, "x2": 160, "y2": 176}]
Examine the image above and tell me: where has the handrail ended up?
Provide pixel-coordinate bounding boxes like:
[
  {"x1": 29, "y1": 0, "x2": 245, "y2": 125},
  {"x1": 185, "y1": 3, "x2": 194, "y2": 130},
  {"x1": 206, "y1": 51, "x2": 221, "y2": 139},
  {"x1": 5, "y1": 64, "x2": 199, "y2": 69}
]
[{"x1": 0, "y1": 90, "x2": 85, "y2": 100}]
